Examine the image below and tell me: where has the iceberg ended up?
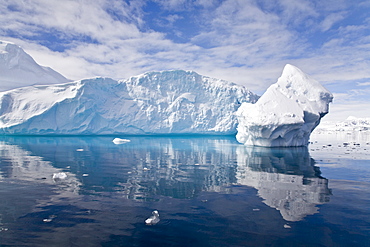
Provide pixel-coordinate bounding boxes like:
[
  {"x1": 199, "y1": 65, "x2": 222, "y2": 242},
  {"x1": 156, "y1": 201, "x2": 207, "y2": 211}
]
[
  {"x1": 0, "y1": 41, "x2": 69, "y2": 91},
  {"x1": 236, "y1": 64, "x2": 333, "y2": 147},
  {"x1": 0, "y1": 71, "x2": 258, "y2": 135}
]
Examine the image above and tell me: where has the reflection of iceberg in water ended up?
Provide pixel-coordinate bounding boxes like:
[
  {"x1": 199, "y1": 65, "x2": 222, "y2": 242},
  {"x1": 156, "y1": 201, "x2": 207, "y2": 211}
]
[
  {"x1": 118, "y1": 137, "x2": 238, "y2": 200},
  {"x1": 1, "y1": 136, "x2": 239, "y2": 200},
  {"x1": 0, "y1": 136, "x2": 331, "y2": 222},
  {"x1": 236, "y1": 146, "x2": 331, "y2": 221},
  {"x1": 0, "y1": 141, "x2": 81, "y2": 194}
]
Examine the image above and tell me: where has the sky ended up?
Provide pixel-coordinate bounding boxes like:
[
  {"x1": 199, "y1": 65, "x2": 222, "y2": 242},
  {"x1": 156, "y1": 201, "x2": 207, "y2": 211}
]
[{"x1": 1, "y1": 0, "x2": 370, "y2": 121}]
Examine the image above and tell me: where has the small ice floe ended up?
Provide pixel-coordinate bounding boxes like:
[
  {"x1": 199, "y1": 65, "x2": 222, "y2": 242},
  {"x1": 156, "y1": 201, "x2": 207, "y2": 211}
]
[
  {"x1": 82, "y1": 174, "x2": 89, "y2": 177},
  {"x1": 0, "y1": 227, "x2": 8, "y2": 232},
  {"x1": 76, "y1": 149, "x2": 84, "y2": 152},
  {"x1": 143, "y1": 167, "x2": 150, "y2": 171},
  {"x1": 145, "y1": 210, "x2": 160, "y2": 225},
  {"x1": 52, "y1": 172, "x2": 67, "y2": 181},
  {"x1": 112, "y1": 138, "x2": 131, "y2": 144},
  {"x1": 252, "y1": 208, "x2": 260, "y2": 211},
  {"x1": 284, "y1": 224, "x2": 291, "y2": 229},
  {"x1": 43, "y1": 215, "x2": 57, "y2": 223}
]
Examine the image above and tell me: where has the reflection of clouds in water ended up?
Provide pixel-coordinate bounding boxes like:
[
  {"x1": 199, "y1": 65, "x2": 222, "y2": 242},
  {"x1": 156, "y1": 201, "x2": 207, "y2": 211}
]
[
  {"x1": 236, "y1": 146, "x2": 331, "y2": 221},
  {"x1": 0, "y1": 137, "x2": 332, "y2": 223},
  {"x1": 0, "y1": 141, "x2": 81, "y2": 194}
]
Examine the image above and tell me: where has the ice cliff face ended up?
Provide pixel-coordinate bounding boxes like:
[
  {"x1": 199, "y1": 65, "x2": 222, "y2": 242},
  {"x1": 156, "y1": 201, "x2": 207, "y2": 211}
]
[
  {"x1": 236, "y1": 64, "x2": 333, "y2": 147},
  {"x1": 0, "y1": 71, "x2": 258, "y2": 135},
  {"x1": 0, "y1": 41, "x2": 69, "y2": 91}
]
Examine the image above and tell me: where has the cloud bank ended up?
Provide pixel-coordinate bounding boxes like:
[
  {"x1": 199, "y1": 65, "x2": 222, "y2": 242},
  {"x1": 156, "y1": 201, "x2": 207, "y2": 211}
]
[{"x1": 1, "y1": 0, "x2": 370, "y2": 121}]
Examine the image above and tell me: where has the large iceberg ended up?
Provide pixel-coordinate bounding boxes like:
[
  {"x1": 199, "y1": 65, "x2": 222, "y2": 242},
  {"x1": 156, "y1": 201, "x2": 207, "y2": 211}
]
[
  {"x1": 236, "y1": 64, "x2": 333, "y2": 147},
  {"x1": 0, "y1": 41, "x2": 69, "y2": 91},
  {"x1": 0, "y1": 71, "x2": 258, "y2": 135}
]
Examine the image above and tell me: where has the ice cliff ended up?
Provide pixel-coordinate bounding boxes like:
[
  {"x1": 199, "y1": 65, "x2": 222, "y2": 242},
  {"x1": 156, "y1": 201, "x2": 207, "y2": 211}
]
[
  {"x1": 236, "y1": 64, "x2": 333, "y2": 147},
  {"x1": 0, "y1": 71, "x2": 258, "y2": 135},
  {"x1": 0, "y1": 41, "x2": 69, "y2": 91}
]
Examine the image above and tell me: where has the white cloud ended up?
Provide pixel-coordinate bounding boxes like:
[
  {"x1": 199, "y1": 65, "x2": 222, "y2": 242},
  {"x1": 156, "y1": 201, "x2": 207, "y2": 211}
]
[
  {"x1": 321, "y1": 12, "x2": 346, "y2": 32},
  {"x1": 1, "y1": 0, "x2": 370, "y2": 122},
  {"x1": 357, "y1": 82, "x2": 370, "y2": 86}
]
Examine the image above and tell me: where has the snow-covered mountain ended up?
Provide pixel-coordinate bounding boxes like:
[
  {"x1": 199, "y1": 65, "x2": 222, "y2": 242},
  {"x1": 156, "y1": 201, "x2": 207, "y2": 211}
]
[
  {"x1": 236, "y1": 64, "x2": 333, "y2": 147},
  {"x1": 0, "y1": 40, "x2": 69, "y2": 91},
  {"x1": 315, "y1": 116, "x2": 370, "y2": 132},
  {"x1": 0, "y1": 70, "x2": 258, "y2": 135}
]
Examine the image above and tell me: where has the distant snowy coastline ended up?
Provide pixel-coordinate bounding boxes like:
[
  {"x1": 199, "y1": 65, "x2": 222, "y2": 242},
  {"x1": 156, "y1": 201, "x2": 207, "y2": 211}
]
[{"x1": 314, "y1": 116, "x2": 370, "y2": 133}]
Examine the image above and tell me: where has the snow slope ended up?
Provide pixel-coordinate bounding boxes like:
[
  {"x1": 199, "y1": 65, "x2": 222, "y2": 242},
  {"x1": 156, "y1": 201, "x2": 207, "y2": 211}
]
[
  {"x1": 0, "y1": 71, "x2": 258, "y2": 135},
  {"x1": 0, "y1": 40, "x2": 69, "y2": 91},
  {"x1": 236, "y1": 64, "x2": 333, "y2": 147}
]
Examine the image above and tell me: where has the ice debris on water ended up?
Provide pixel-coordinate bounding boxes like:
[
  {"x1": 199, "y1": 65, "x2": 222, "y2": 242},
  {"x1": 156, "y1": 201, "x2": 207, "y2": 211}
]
[
  {"x1": 52, "y1": 172, "x2": 67, "y2": 180},
  {"x1": 112, "y1": 138, "x2": 131, "y2": 144},
  {"x1": 0, "y1": 227, "x2": 8, "y2": 232},
  {"x1": 284, "y1": 224, "x2": 291, "y2": 229},
  {"x1": 43, "y1": 215, "x2": 57, "y2": 223},
  {"x1": 145, "y1": 210, "x2": 160, "y2": 225}
]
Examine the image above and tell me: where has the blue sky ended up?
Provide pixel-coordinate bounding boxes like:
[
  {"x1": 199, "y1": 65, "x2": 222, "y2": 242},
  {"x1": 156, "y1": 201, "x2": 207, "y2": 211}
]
[{"x1": 1, "y1": 0, "x2": 370, "y2": 121}]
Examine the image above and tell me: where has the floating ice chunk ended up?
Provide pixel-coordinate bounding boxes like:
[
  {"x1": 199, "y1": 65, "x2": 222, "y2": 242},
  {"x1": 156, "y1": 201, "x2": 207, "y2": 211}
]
[
  {"x1": 284, "y1": 224, "x2": 291, "y2": 229},
  {"x1": 76, "y1": 149, "x2": 84, "y2": 151},
  {"x1": 112, "y1": 138, "x2": 131, "y2": 144},
  {"x1": 236, "y1": 64, "x2": 333, "y2": 147},
  {"x1": 43, "y1": 215, "x2": 57, "y2": 223},
  {"x1": 52, "y1": 172, "x2": 67, "y2": 180},
  {"x1": 145, "y1": 210, "x2": 160, "y2": 225}
]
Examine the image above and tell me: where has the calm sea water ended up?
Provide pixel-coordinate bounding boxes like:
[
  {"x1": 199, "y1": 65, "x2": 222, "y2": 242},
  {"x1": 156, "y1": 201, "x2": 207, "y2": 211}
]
[{"x1": 0, "y1": 133, "x2": 369, "y2": 246}]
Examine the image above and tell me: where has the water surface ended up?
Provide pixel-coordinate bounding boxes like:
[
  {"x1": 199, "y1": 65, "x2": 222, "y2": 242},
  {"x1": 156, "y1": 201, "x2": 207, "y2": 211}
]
[{"x1": 0, "y1": 134, "x2": 369, "y2": 246}]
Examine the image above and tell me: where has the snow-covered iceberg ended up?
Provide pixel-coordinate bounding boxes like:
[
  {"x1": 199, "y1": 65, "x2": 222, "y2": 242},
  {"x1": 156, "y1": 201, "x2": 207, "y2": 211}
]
[
  {"x1": 0, "y1": 71, "x2": 258, "y2": 135},
  {"x1": 236, "y1": 64, "x2": 333, "y2": 147},
  {"x1": 0, "y1": 41, "x2": 69, "y2": 91}
]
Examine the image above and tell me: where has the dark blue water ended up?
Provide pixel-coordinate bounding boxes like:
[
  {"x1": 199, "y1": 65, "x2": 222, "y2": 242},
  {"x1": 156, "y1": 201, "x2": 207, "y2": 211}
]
[{"x1": 0, "y1": 135, "x2": 369, "y2": 246}]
